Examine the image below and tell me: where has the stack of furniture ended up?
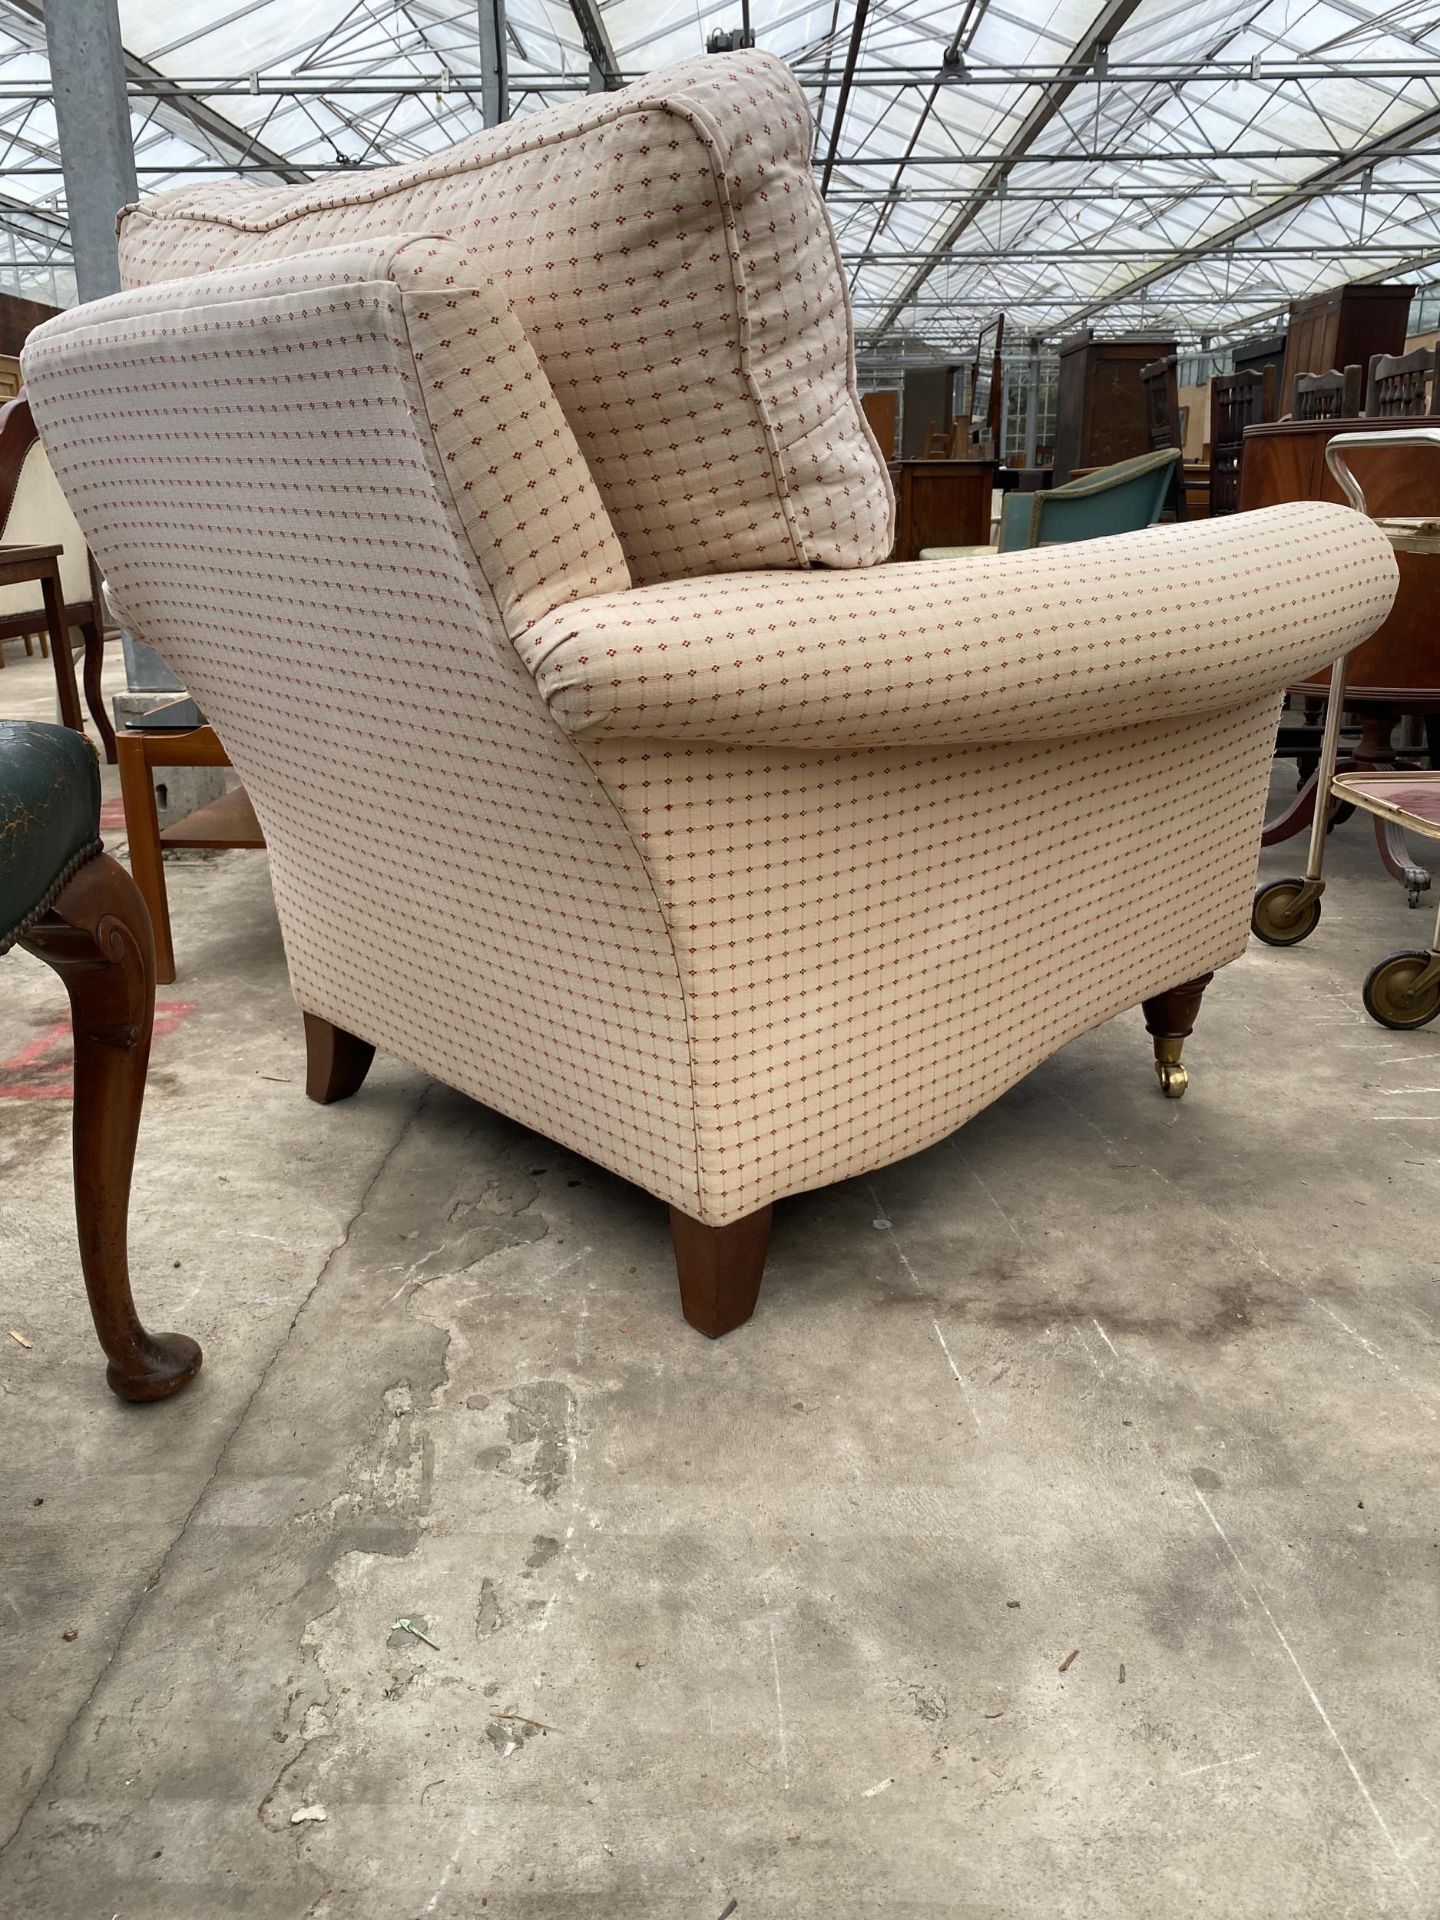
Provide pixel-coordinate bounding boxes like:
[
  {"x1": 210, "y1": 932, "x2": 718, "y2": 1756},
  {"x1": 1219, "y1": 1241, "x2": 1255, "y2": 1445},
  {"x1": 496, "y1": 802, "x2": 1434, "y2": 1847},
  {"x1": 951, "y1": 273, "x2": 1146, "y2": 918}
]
[
  {"x1": 24, "y1": 52, "x2": 1400, "y2": 1334},
  {"x1": 1280, "y1": 282, "x2": 1414, "y2": 416}
]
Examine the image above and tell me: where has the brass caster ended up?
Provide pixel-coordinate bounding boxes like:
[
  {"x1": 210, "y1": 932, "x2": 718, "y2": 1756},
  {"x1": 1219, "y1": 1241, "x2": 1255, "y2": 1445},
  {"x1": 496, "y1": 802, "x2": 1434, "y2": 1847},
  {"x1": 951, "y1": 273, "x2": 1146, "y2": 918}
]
[
  {"x1": 1156, "y1": 1060, "x2": 1189, "y2": 1099},
  {"x1": 1362, "y1": 950, "x2": 1440, "y2": 1030},
  {"x1": 1252, "y1": 876, "x2": 1322, "y2": 947}
]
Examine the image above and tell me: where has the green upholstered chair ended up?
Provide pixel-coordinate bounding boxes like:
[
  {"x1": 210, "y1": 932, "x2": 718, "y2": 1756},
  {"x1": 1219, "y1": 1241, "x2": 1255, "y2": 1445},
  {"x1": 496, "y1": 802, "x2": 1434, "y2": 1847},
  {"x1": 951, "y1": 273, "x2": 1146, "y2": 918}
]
[
  {"x1": 921, "y1": 448, "x2": 1183, "y2": 560},
  {"x1": 1, "y1": 719, "x2": 200, "y2": 1401}
]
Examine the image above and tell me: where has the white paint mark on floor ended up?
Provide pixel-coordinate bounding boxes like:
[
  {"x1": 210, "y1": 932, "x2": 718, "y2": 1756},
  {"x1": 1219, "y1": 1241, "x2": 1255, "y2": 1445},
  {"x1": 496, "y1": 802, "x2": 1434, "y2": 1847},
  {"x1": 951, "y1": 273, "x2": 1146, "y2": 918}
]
[
  {"x1": 1193, "y1": 1488, "x2": 1420, "y2": 1902},
  {"x1": 930, "y1": 1320, "x2": 984, "y2": 1434},
  {"x1": 1091, "y1": 1318, "x2": 1121, "y2": 1359},
  {"x1": 422, "y1": 1840, "x2": 463, "y2": 1911},
  {"x1": 768, "y1": 1621, "x2": 791, "y2": 1791},
  {"x1": 867, "y1": 1182, "x2": 986, "y2": 1433},
  {"x1": 1178, "y1": 1749, "x2": 1264, "y2": 1778}
]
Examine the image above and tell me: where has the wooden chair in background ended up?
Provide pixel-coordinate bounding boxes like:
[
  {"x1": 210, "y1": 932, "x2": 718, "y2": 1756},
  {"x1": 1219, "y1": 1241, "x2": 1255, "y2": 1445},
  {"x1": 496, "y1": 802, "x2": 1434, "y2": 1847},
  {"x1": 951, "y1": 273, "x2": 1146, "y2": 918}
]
[
  {"x1": 1209, "y1": 366, "x2": 1276, "y2": 517},
  {"x1": 1365, "y1": 347, "x2": 1436, "y2": 418},
  {"x1": 1294, "y1": 366, "x2": 1364, "y2": 421},
  {"x1": 0, "y1": 394, "x2": 114, "y2": 759},
  {"x1": 1140, "y1": 354, "x2": 1181, "y2": 450}
]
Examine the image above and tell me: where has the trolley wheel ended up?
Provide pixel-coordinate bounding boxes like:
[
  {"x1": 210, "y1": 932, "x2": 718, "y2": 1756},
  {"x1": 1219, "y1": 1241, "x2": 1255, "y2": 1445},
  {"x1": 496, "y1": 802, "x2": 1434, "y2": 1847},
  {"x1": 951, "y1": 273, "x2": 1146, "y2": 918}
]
[
  {"x1": 1361, "y1": 951, "x2": 1440, "y2": 1030},
  {"x1": 1251, "y1": 877, "x2": 1322, "y2": 948}
]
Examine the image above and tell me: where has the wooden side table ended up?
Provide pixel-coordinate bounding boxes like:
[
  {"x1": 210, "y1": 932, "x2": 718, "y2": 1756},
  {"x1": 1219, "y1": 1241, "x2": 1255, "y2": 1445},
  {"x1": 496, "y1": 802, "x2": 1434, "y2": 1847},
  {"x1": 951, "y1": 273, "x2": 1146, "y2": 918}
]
[
  {"x1": 116, "y1": 722, "x2": 265, "y2": 984},
  {"x1": 0, "y1": 541, "x2": 85, "y2": 738}
]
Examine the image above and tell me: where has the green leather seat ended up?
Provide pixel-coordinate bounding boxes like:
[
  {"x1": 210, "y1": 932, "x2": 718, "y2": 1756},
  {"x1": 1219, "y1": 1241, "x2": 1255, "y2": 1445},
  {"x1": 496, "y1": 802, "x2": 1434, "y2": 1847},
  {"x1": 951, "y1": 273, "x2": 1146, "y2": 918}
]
[
  {"x1": 0, "y1": 719, "x2": 101, "y2": 955},
  {"x1": 921, "y1": 448, "x2": 1183, "y2": 560}
]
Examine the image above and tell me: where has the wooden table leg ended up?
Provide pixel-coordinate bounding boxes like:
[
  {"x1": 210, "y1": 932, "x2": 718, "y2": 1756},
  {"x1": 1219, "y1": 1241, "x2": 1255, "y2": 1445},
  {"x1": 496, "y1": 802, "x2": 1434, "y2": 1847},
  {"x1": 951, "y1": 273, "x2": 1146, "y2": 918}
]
[
  {"x1": 116, "y1": 732, "x2": 176, "y2": 985},
  {"x1": 39, "y1": 560, "x2": 84, "y2": 737}
]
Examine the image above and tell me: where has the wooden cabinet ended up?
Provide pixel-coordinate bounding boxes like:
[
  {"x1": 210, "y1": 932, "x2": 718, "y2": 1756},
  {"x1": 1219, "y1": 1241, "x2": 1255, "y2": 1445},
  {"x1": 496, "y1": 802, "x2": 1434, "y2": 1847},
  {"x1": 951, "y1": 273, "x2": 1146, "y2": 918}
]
[
  {"x1": 1240, "y1": 416, "x2": 1440, "y2": 694},
  {"x1": 900, "y1": 365, "x2": 958, "y2": 458},
  {"x1": 889, "y1": 459, "x2": 996, "y2": 560},
  {"x1": 1278, "y1": 283, "x2": 1414, "y2": 418},
  {"x1": 860, "y1": 388, "x2": 898, "y2": 460},
  {"x1": 1052, "y1": 332, "x2": 1176, "y2": 482}
]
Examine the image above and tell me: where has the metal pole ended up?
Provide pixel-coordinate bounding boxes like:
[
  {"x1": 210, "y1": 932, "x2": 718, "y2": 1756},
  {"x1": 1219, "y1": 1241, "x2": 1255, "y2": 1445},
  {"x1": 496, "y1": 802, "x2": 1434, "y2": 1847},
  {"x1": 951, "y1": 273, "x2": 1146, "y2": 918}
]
[
  {"x1": 477, "y1": 0, "x2": 508, "y2": 126},
  {"x1": 42, "y1": 0, "x2": 138, "y2": 302},
  {"x1": 1023, "y1": 338, "x2": 1040, "y2": 468}
]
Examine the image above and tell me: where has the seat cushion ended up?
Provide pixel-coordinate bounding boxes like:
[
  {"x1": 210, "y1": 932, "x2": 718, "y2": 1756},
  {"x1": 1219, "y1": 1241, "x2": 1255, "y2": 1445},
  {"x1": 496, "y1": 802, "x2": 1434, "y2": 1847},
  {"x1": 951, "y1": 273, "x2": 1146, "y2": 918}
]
[
  {"x1": 0, "y1": 720, "x2": 101, "y2": 955},
  {"x1": 113, "y1": 52, "x2": 894, "y2": 588}
]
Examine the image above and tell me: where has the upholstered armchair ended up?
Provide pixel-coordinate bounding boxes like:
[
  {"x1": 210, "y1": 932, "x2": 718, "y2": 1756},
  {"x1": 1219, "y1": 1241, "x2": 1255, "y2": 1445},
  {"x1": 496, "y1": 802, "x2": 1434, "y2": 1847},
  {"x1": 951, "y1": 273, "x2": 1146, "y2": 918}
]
[{"x1": 24, "y1": 54, "x2": 1397, "y2": 1339}]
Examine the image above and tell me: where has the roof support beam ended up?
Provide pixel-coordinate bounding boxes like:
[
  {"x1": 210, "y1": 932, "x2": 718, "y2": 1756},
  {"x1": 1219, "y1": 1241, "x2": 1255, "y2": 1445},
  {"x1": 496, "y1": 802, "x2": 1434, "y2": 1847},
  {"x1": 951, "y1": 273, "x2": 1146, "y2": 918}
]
[
  {"x1": 1047, "y1": 95, "x2": 1440, "y2": 337},
  {"x1": 566, "y1": 0, "x2": 621, "y2": 89},
  {"x1": 9, "y1": 0, "x2": 308, "y2": 185},
  {"x1": 868, "y1": 0, "x2": 1147, "y2": 335},
  {"x1": 41, "y1": 0, "x2": 137, "y2": 301}
]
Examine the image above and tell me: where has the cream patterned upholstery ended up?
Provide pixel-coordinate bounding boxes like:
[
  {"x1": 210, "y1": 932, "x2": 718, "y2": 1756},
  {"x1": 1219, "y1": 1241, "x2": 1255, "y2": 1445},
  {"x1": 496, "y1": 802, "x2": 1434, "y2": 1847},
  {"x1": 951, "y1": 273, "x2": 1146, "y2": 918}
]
[
  {"x1": 113, "y1": 52, "x2": 893, "y2": 589},
  {"x1": 24, "y1": 66, "x2": 1398, "y2": 1250}
]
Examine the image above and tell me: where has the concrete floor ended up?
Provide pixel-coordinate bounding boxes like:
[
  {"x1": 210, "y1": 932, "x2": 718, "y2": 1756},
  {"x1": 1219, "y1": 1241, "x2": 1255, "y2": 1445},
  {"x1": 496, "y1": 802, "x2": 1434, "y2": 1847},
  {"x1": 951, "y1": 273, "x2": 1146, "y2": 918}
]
[{"x1": 2, "y1": 644, "x2": 1437, "y2": 1919}]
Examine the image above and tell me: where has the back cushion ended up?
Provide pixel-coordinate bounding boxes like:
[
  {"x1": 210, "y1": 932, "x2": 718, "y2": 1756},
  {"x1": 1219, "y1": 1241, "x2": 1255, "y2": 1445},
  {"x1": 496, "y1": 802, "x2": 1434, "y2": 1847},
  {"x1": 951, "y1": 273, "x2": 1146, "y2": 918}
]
[{"x1": 117, "y1": 52, "x2": 894, "y2": 588}]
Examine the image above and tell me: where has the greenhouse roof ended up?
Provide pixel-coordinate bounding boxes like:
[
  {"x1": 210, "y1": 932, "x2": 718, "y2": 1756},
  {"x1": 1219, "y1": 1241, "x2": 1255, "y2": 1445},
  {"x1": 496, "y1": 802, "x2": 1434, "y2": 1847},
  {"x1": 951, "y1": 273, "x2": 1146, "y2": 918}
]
[{"x1": 4, "y1": 0, "x2": 1440, "y2": 354}]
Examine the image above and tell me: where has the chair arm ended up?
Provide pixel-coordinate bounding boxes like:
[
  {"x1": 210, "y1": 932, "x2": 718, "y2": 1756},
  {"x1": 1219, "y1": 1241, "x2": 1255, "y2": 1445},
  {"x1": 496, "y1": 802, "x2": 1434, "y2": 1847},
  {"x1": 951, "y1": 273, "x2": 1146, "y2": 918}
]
[{"x1": 521, "y1": 501, "x2": 1398, "y2": 748}]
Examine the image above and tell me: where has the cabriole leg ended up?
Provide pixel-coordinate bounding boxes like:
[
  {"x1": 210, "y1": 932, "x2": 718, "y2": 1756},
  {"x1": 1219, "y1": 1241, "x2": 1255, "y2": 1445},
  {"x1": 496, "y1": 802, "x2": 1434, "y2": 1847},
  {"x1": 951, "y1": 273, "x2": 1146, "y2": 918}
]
[{"x1": 19, "y1": 854, "x2": 202, "y2": 1402}]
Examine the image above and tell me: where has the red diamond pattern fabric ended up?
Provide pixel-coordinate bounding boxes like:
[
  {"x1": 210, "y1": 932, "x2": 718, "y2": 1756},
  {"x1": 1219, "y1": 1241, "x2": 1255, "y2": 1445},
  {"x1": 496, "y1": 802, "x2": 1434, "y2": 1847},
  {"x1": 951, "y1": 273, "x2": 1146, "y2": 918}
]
[
  {"x1": 522, "y1": 502, "x2": 1397, "y2": 745},
  {"x1": 23, "y1": 243, "x2": 1399, "y2": 1231},
  {"x1": 113, "y1": 52, "x2": 894, "y2": 589}
]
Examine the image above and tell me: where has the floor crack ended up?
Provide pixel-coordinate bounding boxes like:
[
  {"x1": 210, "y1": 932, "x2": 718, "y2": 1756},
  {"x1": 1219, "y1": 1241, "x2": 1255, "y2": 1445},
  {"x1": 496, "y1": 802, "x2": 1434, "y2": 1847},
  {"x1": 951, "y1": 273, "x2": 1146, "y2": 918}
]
[{"x1": 0, "y1": 1080, "x2": 430, "y2": 1859}]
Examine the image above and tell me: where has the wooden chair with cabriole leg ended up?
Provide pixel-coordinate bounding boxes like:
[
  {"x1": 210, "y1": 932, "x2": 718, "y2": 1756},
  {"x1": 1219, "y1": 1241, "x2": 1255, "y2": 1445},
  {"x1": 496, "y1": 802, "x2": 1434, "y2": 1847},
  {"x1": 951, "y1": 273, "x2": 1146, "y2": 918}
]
[{"x1": 1, "y1": 719, "x2": 201, "y2": 1400}]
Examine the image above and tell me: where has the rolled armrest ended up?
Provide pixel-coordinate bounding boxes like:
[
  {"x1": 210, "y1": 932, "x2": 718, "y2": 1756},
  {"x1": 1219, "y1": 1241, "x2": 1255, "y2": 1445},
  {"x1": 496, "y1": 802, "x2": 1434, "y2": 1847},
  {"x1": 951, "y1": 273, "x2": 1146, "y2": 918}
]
[{"x1": 522, "y1": 501, "x2": 1397, "y2": 748}]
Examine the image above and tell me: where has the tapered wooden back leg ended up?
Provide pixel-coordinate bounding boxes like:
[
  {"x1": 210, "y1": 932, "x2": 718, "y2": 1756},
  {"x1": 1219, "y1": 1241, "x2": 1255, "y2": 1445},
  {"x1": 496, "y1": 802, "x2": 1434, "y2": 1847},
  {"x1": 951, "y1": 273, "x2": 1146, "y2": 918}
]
[
  {"x1": 669, "y1": 1204, "x2": 773, "y2": 1338},
  {"x1": 20, "y1": 854, "x2": 202, "y2": 1402},
  {"x1": 303, "y1": 1012, "x2": 376, "y2": 1104}
]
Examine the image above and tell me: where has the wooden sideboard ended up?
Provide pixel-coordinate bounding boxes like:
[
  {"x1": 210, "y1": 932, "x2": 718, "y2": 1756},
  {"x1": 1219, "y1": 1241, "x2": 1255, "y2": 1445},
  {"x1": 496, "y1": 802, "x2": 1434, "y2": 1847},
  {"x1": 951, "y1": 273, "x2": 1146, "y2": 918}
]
[
  {"x1": 1240, "y1": 417, "x2": 1440, "y2": 696},
  {"x1": 888, "y1": 459, "x2": 996, "y2": 560}
]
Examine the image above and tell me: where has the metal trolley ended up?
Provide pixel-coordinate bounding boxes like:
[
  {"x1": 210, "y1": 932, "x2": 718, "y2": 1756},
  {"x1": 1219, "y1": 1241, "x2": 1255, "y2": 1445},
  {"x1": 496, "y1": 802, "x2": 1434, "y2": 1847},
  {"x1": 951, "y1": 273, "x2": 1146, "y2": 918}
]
[{"x1": 1251, "y1": 427, "x2": 1440, "y2": 1029}]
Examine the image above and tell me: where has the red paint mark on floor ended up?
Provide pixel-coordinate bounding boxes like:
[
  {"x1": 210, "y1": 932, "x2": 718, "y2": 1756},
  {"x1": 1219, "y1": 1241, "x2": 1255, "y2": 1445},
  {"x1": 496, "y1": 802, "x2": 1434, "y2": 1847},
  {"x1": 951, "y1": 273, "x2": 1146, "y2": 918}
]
[
  {"x1": 0, "y1": 1000, "x2": 199, "y2": 1100},
  {"x1": 98, "y1": 797, "x2": 128, "y2": 833}
]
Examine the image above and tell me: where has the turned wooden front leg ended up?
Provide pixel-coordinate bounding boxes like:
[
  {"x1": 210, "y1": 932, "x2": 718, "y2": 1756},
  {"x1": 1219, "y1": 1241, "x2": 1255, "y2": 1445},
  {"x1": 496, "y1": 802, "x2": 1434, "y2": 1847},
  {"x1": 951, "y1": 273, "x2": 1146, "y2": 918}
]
[
  {"x1": 1141, "y1": 972, "x2": 1213, "y2": 1101},
  {"x1": 20, "y1": 854, "x2": 202, "y2": 1402}
]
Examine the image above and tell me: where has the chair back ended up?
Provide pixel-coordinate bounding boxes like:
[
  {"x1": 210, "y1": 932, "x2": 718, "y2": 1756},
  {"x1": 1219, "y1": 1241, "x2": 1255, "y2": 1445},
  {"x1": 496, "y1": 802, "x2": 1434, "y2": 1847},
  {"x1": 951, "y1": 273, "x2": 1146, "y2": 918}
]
[
  {"x1": 1209, "y1": 366, "x2": 1276, "y2": 517},
  {"x1": 1295, "y1": 366, "x2": 1363, "y2": 420},
  {"x1": 0, "y1": 395, "x2": 94, "y2": 613},
  {"x1": 997, "y1": 448, "x2": 1181, "y2": 550},
  {"x1": 1365, "y1": 347, "x2": 1436, "y2": 419},
  {"x1": 109, "y1": 53, "x2": 893, "y2": 588},
  {"x1": 1140, "y1": 355, "x2": 1180, "y2": 450}
]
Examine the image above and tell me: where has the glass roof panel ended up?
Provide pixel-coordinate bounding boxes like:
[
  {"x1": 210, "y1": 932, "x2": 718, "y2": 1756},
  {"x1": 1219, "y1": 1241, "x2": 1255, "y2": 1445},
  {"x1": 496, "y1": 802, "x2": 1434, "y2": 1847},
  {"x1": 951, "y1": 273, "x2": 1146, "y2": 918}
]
[{"x1": 1, "y1": 0, "x2": 1437, "y2": 353}]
